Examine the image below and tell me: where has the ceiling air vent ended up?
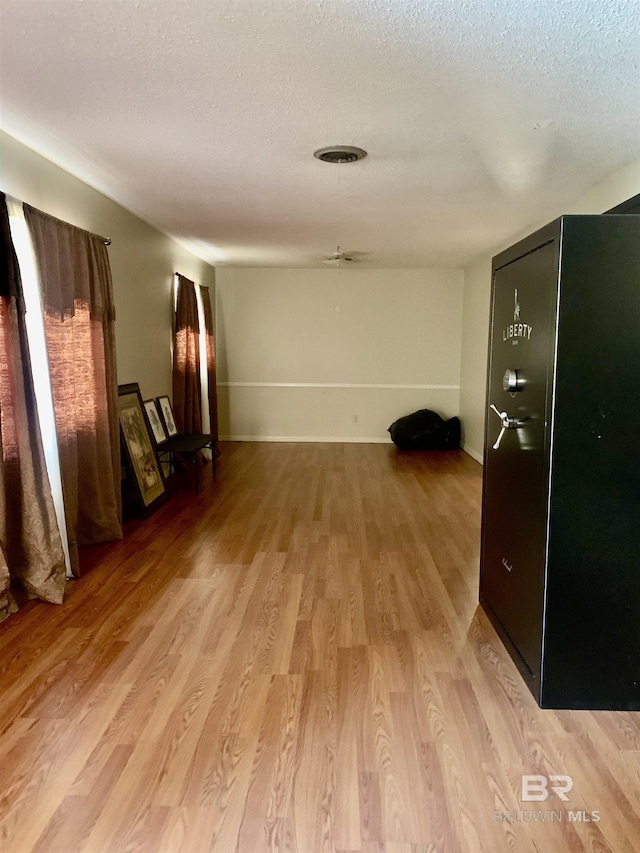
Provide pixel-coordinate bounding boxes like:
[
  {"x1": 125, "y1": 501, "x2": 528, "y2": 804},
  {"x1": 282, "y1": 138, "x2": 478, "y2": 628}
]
[{"x1": 313, "y1": 146, "x2": 367, "y2": 164}]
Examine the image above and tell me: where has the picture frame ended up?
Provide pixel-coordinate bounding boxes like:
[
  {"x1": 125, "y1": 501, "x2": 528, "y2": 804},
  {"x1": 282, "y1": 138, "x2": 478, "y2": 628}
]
[
  {"x1": 144, "y1": 398, "x2": 167, "y2": 444},
  {"x1": 118, "y1": 383, "x2": 166, "y2": 513},
  {"x1": 156, "y1": 395, "x2": 178, "y2": 437}
]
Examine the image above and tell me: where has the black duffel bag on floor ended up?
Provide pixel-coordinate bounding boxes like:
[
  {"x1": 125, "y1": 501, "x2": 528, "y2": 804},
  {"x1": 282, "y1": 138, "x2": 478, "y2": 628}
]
[{"x1": 388, "y1": 409, "x2": 461, "y2": 450}]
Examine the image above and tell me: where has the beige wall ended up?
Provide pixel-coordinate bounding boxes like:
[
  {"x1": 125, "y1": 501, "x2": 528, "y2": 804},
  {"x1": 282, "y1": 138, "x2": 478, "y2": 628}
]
[
  {"x1": 0, "y1": 131, "x2": 215, "y2": 401},
  {"x1": 460, "y1": 158, "x2": 640, "y2": 463},
  {"x1": 216, "y1": 267, "x2": 464, "y2": 440},
  {"x1": 5, "y1": 128, "x2": 634, "y2": 448}
]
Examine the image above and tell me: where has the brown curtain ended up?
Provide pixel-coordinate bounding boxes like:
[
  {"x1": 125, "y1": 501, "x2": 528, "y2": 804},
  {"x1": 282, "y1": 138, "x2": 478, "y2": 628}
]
[
  {"x1": 200, "y1": 286, "x2": 218, "y2": 445},
  {"x1": 24, "y1": 205, "x2": 122, "y2": 574},
  {"x1": 173, "y1": 274, "x2": 202, "y2": 434},
  {"x1": 0, "y1": 194, "x2": 66, "y2": 623}
]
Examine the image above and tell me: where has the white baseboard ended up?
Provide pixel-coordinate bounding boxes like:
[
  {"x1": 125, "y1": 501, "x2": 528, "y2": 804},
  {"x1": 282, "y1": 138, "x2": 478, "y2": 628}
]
[
  {"x1": 220, "y1": 434, "x2": 391, "y2": 444},
  {"x1": 463, "y1": 444, "x2": 484, "y2": 464},
  {"x1": 220, "y1": 435, "x2": 483, "y2": 457}
]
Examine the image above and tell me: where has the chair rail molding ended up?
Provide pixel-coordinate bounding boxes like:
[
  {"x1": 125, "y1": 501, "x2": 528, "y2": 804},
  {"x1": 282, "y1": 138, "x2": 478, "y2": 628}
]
[{"x1": 219, "y1": 381, "x2": 460, "y2": 390}]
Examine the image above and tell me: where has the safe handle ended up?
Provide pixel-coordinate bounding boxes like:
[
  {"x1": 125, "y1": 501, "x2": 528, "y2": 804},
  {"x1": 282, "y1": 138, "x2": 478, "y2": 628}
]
[{"x1": 489, "y1": 404, "x2": 522, "y2": 450}]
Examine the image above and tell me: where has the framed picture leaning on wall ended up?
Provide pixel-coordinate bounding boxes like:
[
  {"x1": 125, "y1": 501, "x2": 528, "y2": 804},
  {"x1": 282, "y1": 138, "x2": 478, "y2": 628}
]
[
  {"x1": 156, "y1": 395, "x2": 178, "y2": 436},
  {"x1": 118, "y1": 383, "x2": 166, "y2": 513},
  {"x1": 144, "y1": 398, "x2": 167, "y2": 444}
]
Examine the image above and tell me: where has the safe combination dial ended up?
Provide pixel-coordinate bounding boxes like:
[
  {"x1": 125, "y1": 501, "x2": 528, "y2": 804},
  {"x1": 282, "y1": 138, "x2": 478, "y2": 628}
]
[{"x1": 503, "y1": 368, "x2": 525, "y2": 393}]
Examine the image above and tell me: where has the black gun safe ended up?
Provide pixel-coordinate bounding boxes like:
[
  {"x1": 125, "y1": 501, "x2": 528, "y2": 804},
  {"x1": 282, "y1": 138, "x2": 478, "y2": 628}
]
[{"x1": 480, "y1": 214, "x2": 640, "y2": 710}]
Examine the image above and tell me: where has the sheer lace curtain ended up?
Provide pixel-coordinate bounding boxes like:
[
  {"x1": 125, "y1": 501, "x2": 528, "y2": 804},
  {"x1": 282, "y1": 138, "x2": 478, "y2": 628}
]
[
  {"x1": 0, "y1": 194, "x2": 66, "y2": 623},
  {"x1": 200, "y1": 286, "x2": 219, "y2": 448},
  {"x1": 24, "y1": 205, "x2": 122, "y2": 575}
]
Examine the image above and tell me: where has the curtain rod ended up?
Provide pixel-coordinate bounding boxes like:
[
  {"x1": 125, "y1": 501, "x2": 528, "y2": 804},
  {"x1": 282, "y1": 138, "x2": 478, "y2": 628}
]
[{"x1": 12, "y1": 195, "x2": 113, "y2": 246}]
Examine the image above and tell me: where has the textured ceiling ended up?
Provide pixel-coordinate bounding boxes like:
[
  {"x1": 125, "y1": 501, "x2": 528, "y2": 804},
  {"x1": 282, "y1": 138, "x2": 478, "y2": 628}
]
[{"x1": 1, "y1": 0, "x2": 638, "y2": 267}]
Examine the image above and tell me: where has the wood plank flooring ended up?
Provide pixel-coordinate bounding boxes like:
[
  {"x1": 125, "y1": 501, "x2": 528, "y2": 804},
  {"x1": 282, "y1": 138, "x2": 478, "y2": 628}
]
[{"x1": 1, "y1": 441, "x2": 639, "y2": 853}]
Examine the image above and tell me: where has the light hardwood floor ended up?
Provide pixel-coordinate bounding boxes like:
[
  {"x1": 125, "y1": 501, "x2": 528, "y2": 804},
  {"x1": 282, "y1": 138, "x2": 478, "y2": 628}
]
[{"x1": 1, "y1": 442, "x2": 639, "y2": 853}]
